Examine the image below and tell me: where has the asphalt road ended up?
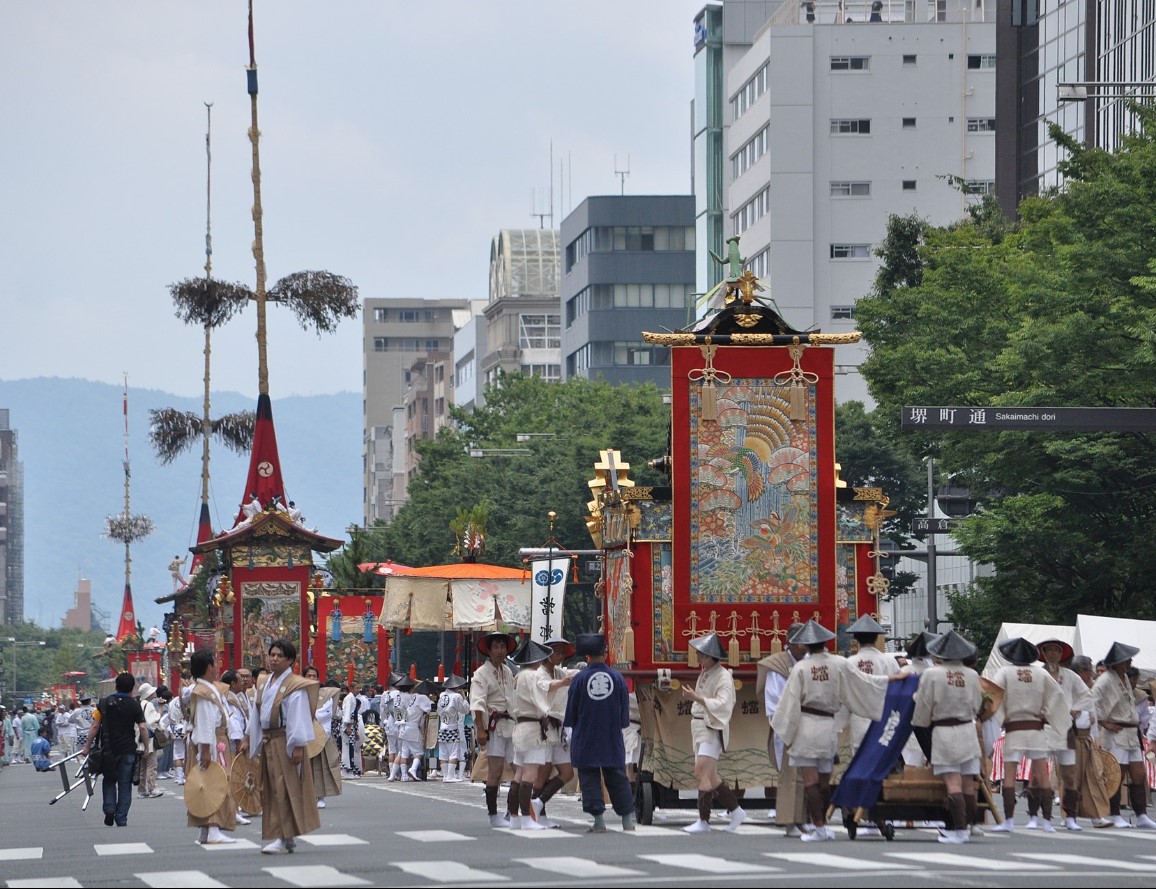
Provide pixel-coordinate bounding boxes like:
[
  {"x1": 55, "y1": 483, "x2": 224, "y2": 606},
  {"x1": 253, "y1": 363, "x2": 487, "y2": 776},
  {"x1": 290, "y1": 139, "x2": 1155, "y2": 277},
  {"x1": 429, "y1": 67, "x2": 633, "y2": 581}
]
[{"x1": 6, "y1": 760, "x2": 1156, "y2": 888}]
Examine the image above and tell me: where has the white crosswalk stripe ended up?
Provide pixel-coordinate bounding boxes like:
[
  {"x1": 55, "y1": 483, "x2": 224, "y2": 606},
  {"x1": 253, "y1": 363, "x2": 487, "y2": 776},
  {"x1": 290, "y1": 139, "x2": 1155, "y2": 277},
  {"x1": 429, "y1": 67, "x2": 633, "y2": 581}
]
[
  {"x1": 885, "y1": 851, "x2": 1056, "y2": 870},
  {"x1": 397, "y1": 829, "x2": 475, "y2": 842},
  {"x1": 766, "y1": 852, "x2": 919, "y2": 870},
  {"x1": 93, "y1": 842, "x2": 152, "y2": 856},
  {"x1": 261, "y1": 865, "x2": 371, "y2": 887},
  {"x1": 136, "y1": 871, "x2": 229, "y2": 888},
  {"x1": 296, "y1": 833, "x2": 368, "y2": 846},
  {"x1": 7, "y1": 880, "x2": 82, "y2": 888},
  {"x1": 0, "y1": 849, "x2": 43, "y2": 861},
  {"x1": 638, "y1": 853, "x2": 780, "y2": 874},
  {"x1": 391, "y1": 861, "x2": 509, "y2": 882},
  {"x1": 514, "y1": 855, "x2": 646, "y2": 878},
  {"x1": 1013, "y1": 853, "x2": 1156, "y2": 871}
]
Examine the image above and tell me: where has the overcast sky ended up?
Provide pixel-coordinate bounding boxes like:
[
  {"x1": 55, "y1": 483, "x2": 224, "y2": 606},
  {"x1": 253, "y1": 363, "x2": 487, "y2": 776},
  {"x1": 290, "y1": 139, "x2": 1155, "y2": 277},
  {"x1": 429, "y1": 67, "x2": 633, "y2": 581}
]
[{"x1": 0, "y1": 1, "x2": 705, "y2": 398}]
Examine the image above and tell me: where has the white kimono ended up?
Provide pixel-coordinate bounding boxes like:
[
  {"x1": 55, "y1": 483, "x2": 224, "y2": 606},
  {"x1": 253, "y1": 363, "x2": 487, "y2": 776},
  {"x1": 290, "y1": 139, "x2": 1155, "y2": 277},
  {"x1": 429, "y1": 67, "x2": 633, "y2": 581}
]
[{"x1": 771, "y1": 650, "x2": 888, "y2": 761}]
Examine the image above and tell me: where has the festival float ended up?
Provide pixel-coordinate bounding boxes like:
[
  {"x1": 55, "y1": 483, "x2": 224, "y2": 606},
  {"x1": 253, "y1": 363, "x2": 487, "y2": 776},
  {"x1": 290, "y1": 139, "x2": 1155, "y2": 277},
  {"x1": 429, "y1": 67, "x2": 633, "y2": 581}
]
[{"x1": 586, "y1": 259, "x2": 895, "y2": 822}]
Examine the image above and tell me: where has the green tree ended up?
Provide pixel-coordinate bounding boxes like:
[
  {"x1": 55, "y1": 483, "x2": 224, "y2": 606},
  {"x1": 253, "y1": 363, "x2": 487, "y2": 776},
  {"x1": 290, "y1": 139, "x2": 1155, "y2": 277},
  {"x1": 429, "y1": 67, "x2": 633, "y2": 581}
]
[
  {"x1": 854, "y1": 109, "x2": 1156, "y2": 655},
  {"x1": 328, "y1": 373, "x2": 670, "y2": 572}
]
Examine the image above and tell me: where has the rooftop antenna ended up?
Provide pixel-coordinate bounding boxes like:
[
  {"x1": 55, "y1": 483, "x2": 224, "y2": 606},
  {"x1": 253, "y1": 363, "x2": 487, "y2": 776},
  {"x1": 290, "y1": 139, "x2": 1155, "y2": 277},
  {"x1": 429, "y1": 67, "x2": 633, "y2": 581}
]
[
  {"x1": 614, "y1": 153, "x2": 630, "y2": 195},
  {"x1": 531, "y1": 141, "x2": 556, "y2": 229}
]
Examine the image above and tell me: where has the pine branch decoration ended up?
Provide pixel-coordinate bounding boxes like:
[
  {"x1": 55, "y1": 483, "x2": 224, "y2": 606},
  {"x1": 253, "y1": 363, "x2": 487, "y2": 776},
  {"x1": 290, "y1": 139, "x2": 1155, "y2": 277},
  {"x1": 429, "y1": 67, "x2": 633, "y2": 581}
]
[{"x1": 268, "y1": 270, "x2": 360, "y2": 335}]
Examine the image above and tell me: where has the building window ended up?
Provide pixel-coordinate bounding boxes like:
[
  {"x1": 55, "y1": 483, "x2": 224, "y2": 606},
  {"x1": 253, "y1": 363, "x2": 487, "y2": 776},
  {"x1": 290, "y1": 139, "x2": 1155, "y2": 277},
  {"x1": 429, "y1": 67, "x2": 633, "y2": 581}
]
[
  {"x1": 732, "y1": 187, "x2": 769, "y2": 234},
  {"x1": 963, "y1": 180, "x2": 996, "y2": 195},
  {"x1": 831, "y1": 305, "x2": 855, "y2": 320},
  {"x1": 732, "y1": 126, "x2": 769, "y2": 178},
  {"x1": 519, "y1": 314, "x2": 561, "y2": 349},
  {"x1": 520, "y1": 364, "x2": 561, "y2": 381},
  {"x1": 830, "y1": 181, "x2": 871, "y2": 197},
  {"x1": 902, "y1": 180, "x2": 917, "y2": 190},
  {"x1": 967, "y1": 117, "x2": 997, "y2": 132},
  {"x1": 730, "y1": 63, "x2": 768, "y2": 120},
  {"x1": 830, "y1": 244, "x2": 872, "y2": 259},
  {"x1": 831, "y1": 119, "x2": 871, "y2": 134},
  {"x1": 830, "y1": 56, "x2": 870, "y2": 71},
  {"x1": 373, "y1": 337, "x2": 390, "y2": 351},
  {"x1": 902, "y1": 54, "x2": 917, "y2": 65},
  {"x1": 902, "y1": 117, "x2": 916, "y2": 128},
  {"x1": 749, "y1": 248, "x2": 769, "y2": 279},
  {"x1": 588, "y1": 342, "x2": 672, "y2": 368},
  {"x1": 967, "y1": 54, "x2": 997, "y2": 69},
  {"x1": 373, "y1": 307, "x2": 389, "y2": 322}
]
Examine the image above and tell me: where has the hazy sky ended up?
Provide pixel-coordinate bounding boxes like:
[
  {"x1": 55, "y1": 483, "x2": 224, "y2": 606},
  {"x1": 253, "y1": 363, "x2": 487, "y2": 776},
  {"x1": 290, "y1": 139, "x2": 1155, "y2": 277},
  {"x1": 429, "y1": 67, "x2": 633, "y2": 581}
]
[{"x1": 1, "y1": 1, "x2": 705, "y2": 398}]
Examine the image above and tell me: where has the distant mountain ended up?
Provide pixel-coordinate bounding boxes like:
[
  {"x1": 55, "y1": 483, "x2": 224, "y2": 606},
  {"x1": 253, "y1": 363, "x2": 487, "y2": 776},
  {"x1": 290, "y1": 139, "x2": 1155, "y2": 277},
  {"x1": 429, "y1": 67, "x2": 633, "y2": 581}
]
[{"x1": 0, "y1": 378, "x2": 362, "y2": 631}]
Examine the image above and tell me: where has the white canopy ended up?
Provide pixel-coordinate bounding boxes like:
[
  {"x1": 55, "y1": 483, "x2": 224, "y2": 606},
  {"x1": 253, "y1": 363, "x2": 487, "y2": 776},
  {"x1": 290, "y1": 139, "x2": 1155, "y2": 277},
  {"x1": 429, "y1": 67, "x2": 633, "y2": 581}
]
[
  {"x1": 1075, "y1": 613, "x2": 1156, "y2": 672},
  {"x1": 981, "y1": 622, "x2": 1076, "y2": 679}
]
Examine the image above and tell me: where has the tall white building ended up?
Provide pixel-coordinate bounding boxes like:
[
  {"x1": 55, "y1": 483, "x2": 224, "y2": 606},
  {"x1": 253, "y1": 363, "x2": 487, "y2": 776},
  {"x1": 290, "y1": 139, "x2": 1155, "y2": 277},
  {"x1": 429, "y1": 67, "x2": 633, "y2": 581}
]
[{"x1": 697, "y1": 0, "x2": 997, "y2": 404}]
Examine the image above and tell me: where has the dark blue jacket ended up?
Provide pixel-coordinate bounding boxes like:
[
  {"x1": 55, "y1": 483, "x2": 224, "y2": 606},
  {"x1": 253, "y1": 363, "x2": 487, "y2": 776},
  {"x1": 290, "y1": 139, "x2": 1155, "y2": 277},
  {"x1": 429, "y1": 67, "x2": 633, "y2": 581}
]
[{"x1": 563, "y1": 662, "x2": 629, "y2": 768}]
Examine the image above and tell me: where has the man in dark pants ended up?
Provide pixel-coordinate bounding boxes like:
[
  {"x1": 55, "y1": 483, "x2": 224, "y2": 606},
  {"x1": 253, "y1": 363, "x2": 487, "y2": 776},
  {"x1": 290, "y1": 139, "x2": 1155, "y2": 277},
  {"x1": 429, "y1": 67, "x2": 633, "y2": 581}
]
[
  {"x1": 80, "y1": 672, "x2": 147, "y2": 827},
  {"x1": 563, "y1": 633, "x2": 636, "y2": 833}
]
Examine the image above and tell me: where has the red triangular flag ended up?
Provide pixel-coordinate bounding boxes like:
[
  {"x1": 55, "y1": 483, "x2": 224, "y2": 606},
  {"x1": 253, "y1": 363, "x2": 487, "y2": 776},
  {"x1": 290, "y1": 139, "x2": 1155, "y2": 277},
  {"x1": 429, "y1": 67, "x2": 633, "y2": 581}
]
[
  {"x1": 187, "y1": 500, "x2": 214, "y2": 578},
  {"x1": 234, "y1": 393, "x2": 288, "y2": 525},
  {"x1": 116, "y1": 582, "x2": 138, "y2": 643}
]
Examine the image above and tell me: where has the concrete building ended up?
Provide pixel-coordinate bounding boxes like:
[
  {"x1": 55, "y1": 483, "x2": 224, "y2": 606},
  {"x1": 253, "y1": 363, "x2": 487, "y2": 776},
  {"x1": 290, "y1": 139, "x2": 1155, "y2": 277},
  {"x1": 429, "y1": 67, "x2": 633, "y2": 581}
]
[
  {"x1": 0, "y1": 409, "x2": 23, "y2": 625},
  {"x1": 61, "y1": 578, "x2": 96, "y2": 632},
  {"x1": 560, "y1": 195, "x2": 696, "y2": 387},
  {"x1": 480, "y1": 229, "x2": 562, "y2": 389},
  {"x1": 698, "y1": 0, "x2": 996, "y2": 404},
  {"x1": 399, "y1": 351, "x2": 453, "y2": 489},
  {"x1": 452, "y1": 301, "x2": 489, "y2": 411},
  {"x1": 996, "y1": 0, "x2": 1156, "y2": 214},
  {"x1": 693, "y1": 2, "x2": 785, "y2": 300},
  {"x1": 362, "y1": 298, "x2": 471, "y2": 524}
]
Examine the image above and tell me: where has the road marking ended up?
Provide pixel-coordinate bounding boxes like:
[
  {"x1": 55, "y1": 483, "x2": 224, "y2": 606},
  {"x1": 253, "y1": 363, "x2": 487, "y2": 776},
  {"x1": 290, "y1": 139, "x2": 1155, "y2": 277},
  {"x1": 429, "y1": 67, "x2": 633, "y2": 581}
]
[
  {"x1": 885, "y1": 852, "x2": 1055, "y2": 869},
  {"x1": 638, "y1": 853, "x2": 779, "y2": 874},
  {"x1": 766, "y1": 852, "x2": 918, "y2": 870},
  {"x1": 136, "y1": 871, "x2": 229, "y2": 888},
  {"x1": 198, "y1": 839, "x2": 259, "y2": 851},
  {"x1": 514, "y1": 855, "x2": 645, "y2": 877},
  {"x1": 391, "y1": 861, "x2": 508, "y2": 882},
  {"x1": 1014, "y1": 853, "x2": 1156, "y2": 871},
  {"x1": 0, "y1": 849, "x2": 43, "y2": 861},
  {"x1": 295, "y1": 833, "x2": 369, "y2": 846},
  {"x1": 492, "y1": 827, "x2": 578, "y2": 840},
  {"x1": 8, "y1": 880, "x2": 82, "y2": 888},
  {"x1": 261, "y1": 865, "x2": 370, "y2": 886},
  {"x1": 397, "y1": 830, "x2": 475, "y2": 842},
  {"x1": 93, "y1": 843, "x2": 152, "y2": 856}
]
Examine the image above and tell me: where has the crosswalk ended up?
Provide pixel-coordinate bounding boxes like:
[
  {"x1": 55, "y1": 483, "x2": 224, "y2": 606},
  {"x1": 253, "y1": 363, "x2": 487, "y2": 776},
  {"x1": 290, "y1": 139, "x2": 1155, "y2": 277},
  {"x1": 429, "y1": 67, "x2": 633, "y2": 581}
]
[{"x1": 8, "y1": 830, "x2": 1156, "y2": 886}]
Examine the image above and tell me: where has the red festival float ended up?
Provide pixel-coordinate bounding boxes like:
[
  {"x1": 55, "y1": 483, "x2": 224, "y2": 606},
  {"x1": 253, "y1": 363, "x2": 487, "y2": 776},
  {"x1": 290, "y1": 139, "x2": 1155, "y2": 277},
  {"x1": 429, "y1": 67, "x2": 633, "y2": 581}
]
[{"x1": 588, "y1": 267, "x2": 893, "y2": 822}]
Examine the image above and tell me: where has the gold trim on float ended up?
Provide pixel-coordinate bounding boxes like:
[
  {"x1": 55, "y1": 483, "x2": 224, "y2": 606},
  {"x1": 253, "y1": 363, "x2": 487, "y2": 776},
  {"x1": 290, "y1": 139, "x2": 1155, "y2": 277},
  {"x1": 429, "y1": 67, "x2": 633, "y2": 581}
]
[{"x1": 642, "y1": 331, "x2": 861, "y2": 345}]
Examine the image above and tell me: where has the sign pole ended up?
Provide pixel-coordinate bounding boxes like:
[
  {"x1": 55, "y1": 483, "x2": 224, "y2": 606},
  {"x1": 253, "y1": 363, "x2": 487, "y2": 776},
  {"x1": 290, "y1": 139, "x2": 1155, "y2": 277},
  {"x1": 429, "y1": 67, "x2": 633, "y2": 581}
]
[{"x1": 926, "y1": 458, "x2": 937, "y2": 632}]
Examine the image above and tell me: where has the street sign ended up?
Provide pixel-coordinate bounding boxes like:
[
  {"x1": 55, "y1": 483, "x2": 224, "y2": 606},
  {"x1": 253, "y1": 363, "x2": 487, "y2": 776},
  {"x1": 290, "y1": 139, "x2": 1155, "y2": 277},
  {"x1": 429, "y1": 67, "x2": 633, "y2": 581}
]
[
  {"x1": 902, "y1": 406, "x2": 1156, "y2": 432},
  {"x1": 911, "y1": 517, "x2": 964, "y2": 534}
]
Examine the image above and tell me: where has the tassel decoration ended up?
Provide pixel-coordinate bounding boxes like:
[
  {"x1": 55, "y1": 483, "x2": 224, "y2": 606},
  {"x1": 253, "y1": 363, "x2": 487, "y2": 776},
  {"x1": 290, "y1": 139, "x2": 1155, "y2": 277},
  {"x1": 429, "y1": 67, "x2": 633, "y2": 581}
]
[
  {"x1": 728, "y1": 635, "x2": 740, "y2": 668},
  {"x1": 751, "y1": 634, "x2": 761, "y2": 661},
  {"x1": 789, "y1": 381, "x2": 805, "y2": 421},
  {"x1": 701, "y1": 381, "x2": 718, "y2": 421},
  {"x1": 623, "y1": 626, "x2": 636, "y2": 663},
  {"x1": 687, "y1": 643, "x2": 698, "y2": 668}
]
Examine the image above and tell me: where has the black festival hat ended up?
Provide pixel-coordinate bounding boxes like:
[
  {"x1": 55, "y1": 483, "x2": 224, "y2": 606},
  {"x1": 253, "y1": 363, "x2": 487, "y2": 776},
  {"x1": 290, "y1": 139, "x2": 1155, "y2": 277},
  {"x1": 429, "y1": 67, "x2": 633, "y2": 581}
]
[{"x1": 998, "y1": 637, "x2": 1039, "y2": 667}]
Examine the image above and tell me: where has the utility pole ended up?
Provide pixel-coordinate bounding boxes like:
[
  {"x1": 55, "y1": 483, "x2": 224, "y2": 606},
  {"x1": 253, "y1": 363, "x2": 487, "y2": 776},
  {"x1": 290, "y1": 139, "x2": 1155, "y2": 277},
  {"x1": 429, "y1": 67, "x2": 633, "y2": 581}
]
[{"x1": 926, "y1": 457, "x2": 937, "y2": 631}]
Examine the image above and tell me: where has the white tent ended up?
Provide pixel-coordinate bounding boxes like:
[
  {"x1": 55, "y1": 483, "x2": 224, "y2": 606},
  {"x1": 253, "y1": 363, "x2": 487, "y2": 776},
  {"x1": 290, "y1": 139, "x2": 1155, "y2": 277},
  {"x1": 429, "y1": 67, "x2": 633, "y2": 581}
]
[
  {"x1": 1075, "y1": 613, "x2": 1156, "y2": 672},
  {"x1": 981, "y1": 622, "x2": 1076, "y2": 679}
]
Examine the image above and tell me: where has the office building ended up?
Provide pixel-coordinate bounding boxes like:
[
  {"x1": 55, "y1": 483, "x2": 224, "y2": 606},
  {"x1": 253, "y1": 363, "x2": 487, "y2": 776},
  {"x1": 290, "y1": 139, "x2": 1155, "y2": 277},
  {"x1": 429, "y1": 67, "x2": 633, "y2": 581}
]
[
  {"x1": 997, "y1": 0, "x2": 1156, "y2": 214},
  {"x1": 0, "y1": 409, "x2": 22, "y2": 625},
  {"x1": 696, "y1": 0, "x2": 996, "y2": 404},
  {"x1": 560, "y1": 195, "x2": 696, "y2": 386},
  {"x1": 480, "y1": 229, "x2": 562, "y2": 387},
  {"x1": 362, "y1": 298, "x2": 471, "y2": 524}
]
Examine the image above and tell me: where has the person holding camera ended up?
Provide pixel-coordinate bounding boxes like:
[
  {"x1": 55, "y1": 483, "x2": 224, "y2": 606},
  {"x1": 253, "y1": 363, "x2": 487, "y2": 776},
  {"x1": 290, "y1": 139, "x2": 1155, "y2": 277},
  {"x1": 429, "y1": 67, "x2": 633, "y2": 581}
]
[{"x1": 80, "y1": 672, "x2": 148, "y2": 827}]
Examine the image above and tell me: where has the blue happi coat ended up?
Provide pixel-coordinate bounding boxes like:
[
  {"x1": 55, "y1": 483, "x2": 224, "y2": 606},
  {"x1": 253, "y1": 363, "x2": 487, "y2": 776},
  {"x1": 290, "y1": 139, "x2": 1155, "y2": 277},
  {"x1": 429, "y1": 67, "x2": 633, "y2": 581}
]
[{"x1": 563, "y1": 662, "x2": 629, "y2": 768}]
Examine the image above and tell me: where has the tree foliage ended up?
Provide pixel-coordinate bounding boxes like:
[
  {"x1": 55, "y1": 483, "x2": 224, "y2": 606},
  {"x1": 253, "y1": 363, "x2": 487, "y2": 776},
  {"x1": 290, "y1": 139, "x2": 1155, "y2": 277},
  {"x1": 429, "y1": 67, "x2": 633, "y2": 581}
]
[
  {"x1": 326, "y1": 373, "x2": 671, "y2": 574},
  {"x1": 855, "y1": 107, "x2": 1156, "y2": 654}
]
